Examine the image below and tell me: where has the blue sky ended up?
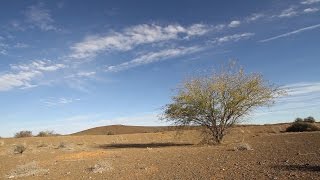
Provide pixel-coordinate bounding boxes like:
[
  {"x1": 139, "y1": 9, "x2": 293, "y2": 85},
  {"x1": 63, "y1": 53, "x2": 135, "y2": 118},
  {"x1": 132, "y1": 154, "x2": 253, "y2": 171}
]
[{"x1": 0, "y1": 0, "x2": 320, "y2": 137}]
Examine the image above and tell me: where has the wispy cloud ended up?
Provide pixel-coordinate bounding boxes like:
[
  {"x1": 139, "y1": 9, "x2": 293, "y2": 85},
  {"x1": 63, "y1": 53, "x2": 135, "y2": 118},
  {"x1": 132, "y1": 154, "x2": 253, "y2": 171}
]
[
  {"x1": 252, "y1": 81, "x2": 320, "y2": 122},
  {"x1": 259, "y1": 23, "x2": 320, "y2": 42},
  {"x1": 0, "y1": 42, "x2": 8, "y2": 55},
  {"x1": 106, "y1": 46, "x2": 203, "y2": 72},
  {"x1": 228, "y1": 20, "x2": 241, "y2": 28},
  {"x1": 303, "y1": 8, "x2": 319, "y2": 13},
  {"x1": 283, "y1": 82, "x2": 320, "y2": 96},
  {"x1": 65, "y1": 71, "x2": 96, "y2": 78},
  {"x1": 245, "y1": 13, "x2": 265, "y2": 22},
  {"x1": 278, "y1": 7, "x2": 298, "y2": 18},
  {"x1": 13, "y1": 43, "x2": 29, "y2": 48},
  {"x1": 213, "y1": 33, "x2": 255, "y2": 44},
  {"x1": 69, "y1": 23, "x2": 212, "y2": 59},
  {"x1": 25, "y1": 3, "x2": 58, "y2": 31},
  {"x1": 301, "y1": 0, "x2": 320, "y2": 5},
  {"x1": 41, "y1": 97, "x2": 80, "y2": 107},
  {"x1": 0, "y1": 60, "x2": 65, "y2": 91}
]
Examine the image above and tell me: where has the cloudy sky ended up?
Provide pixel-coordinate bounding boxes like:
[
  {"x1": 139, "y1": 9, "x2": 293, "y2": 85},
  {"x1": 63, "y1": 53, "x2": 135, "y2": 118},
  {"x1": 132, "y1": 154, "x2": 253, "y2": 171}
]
[{"x1": 0, "y1": 0, "x2": 319, "y2": 137}]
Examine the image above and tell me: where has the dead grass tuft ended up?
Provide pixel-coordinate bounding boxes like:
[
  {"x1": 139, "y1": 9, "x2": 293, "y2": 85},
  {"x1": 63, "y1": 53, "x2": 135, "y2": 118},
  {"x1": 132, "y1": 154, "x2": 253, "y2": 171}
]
[
  {"x1": 233, "y1": 143, "x2": 253, "y2": 151},
  {"x1": 6, "y1": 161, "x2": 48, "y2": 179},
  {"x1": 14, "y1": 144, "x2": 27, "y2": 154},
  {"x1": 88, "y1": 161, "x2": 112, "y2": 173}
]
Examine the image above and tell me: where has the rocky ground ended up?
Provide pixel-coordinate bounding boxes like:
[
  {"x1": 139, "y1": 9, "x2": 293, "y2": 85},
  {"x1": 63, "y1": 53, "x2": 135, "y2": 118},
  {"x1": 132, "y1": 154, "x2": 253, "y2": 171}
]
[{"x1": 0, "y1": 124, "x2": 319, "y2": 179}]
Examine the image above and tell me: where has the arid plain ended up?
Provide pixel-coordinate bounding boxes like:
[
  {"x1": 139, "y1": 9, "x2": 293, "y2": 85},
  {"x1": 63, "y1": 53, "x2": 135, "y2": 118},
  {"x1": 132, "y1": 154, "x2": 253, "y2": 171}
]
[{"x1": 0, "y1": 124, "x2": 319, "y2": 179}]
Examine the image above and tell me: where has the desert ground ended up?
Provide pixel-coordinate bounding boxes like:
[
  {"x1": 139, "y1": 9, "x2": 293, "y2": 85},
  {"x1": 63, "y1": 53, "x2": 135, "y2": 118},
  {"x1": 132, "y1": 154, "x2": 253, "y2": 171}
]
[{"x1": 0, "y1": 124, "x2": 319, "y2": 180}]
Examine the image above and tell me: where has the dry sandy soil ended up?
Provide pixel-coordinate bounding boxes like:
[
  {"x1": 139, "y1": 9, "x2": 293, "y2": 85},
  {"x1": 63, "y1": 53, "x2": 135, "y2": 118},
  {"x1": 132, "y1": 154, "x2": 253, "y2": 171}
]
[{"x1": 0, "y1": 124, "x2": 319, "y2": 179}]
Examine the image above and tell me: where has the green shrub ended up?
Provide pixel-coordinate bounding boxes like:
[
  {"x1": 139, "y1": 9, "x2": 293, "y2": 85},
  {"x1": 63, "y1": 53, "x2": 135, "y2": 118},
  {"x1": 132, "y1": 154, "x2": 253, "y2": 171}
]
[
  {"x1": 294, "y1": 117, "x2": 303, "y2": 123},
  {"x1": 286, "y1": 122, "x2": 320, "y2": 132},
  {"x1": 304, "y1": 116, "x2": 316, "y2": 123},
  {"x1": 14, "y1": 131, "x2": 33, "y2": 138}
]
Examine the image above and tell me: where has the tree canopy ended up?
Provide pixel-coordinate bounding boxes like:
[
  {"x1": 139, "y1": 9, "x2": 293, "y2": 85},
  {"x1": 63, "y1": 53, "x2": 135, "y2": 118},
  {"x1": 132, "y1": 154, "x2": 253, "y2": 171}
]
[{"x1": 163, "y1": 63, "x2": 285, "y2": 143}]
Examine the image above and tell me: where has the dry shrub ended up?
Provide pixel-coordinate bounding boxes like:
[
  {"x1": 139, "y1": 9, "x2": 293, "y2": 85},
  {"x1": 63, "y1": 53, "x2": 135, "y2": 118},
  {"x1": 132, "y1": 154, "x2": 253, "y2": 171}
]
[
  {"x1": 88, "y1": 161, "x2": 112, "y2": 173},
  {"x1": 58, "y1": 142, "x2": 67, "y2": 148},
  {"x1": 37, "y1": 142, "x2": 48, "y2": 148},
  {"x1": 286, "y1": 122, "x2": 320, "y2": 132},
  {"x1": 14, "y1": 131, "x2": 33, "y2": 138},
  {"x1": 6, "y1": 161, "x2": 48, "y2": 178},
  {"x1": 107, "y1": 131, "x2": 114, "y2": 135},
  {"x1": 233, "y1": 143, "x2": 253, "y2": 151},
  {"x1": 37, "y1": 130, "x2": 58, "y2": 137},
  {"x1": 14, "y1": 144, "x2": 27, "y2": 154}
]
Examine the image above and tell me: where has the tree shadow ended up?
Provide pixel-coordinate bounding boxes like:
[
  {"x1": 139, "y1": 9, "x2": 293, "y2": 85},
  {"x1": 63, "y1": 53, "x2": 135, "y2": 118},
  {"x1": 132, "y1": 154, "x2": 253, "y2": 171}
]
[
  {"x1": 98, "y1": 142, "x2": 193, "y2": 149},
  {"x1": 273, "y1": 164, "x2": 320, "y2": 172}
]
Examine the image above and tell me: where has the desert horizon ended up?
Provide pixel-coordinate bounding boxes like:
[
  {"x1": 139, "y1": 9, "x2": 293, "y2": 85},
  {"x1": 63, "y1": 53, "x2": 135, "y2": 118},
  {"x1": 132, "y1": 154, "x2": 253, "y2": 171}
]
[{"x1": 1, "y1": 0, "x2": 320, "y2": 179}]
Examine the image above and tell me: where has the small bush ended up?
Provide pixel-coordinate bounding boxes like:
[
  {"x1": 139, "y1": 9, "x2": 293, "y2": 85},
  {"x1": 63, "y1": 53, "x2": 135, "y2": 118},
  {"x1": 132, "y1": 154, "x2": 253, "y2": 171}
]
[
  {"x1": 233, "y1": 143, "x2": 253, "y2": 151},
  {"x1": 304, "y1": 116, "x2": 316, "y2": 123},
  {"x1": 286, "y1": 122, "x2": 320, "y2": 132},
  {"x1": 14, "y1": 144, "x2": 27, "y2": 154},
  {"x1": 106, "y1": 131, "x2": 114, "y2": 135},
  {"x1": 294, "y1": 117, "x2": 303, "y2": 123},
  {"x1": 37, "y1": 130, "x2": 57, "y2": 137},
  {"x1": 58, "y1": 142, "x2": 66, "y2": 148},
  {"x1": 14, "y1": 131, "x2": 33, "y2": 138},
  {"x1": 37, "y1": 142, "x2": 48, "y2": 148}
]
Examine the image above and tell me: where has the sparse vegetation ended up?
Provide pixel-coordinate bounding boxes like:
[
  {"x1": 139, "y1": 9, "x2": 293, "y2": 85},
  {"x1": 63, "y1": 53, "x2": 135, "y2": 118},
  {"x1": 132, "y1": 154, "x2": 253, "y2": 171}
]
[
  {"x1": 37, "y1": 142, "x2": 48, "y2": 148},
  {"x1": 163, "y1": 62, "x2": 284, "y2": 144},
  {"x1": 58, "y1": 142, "x2": 67, "y2": 148},
  {"x1": 286, "y1": 122, "x2": 319, "y2": 132},
  {"x1": 6, "y1": 161, "x2": 48, "y2": 178},
  {"x1": 88, "y1": 161, "x2": 112, "y2": 173},
  {"x1": 233, "y1": 143, "x2": 253, "y2": 151},
  {"x1": 14, "y1": 131, "x2": 33, "y2": 138},
  {"x1": 287, "y1": 116, "x2": 319, "y2": 132},
  {"x1": 295, "y1": 116, "x2": 316, "y2": 123},
  {"x1": 37, "y1": 130, "x2": 58, "y2": 137},
  {"x1": 107, "y1": 131, "x2": 114, "y2": 135},
  {"x1": 14, "y1": 144, "x2": 27, "y2": 154},
  {"x1": 294, "y1": 117, "x2": 303, "y2": 123},
  {"x1": 304, "y1": 116, "x2": 316, "y2": 123}
]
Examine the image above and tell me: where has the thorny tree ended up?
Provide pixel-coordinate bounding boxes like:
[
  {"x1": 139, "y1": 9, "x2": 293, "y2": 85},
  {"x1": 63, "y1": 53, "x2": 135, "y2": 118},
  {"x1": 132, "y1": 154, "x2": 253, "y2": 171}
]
[{"x1": 163, "y1": 63, "x2": 285, "y2": 144}]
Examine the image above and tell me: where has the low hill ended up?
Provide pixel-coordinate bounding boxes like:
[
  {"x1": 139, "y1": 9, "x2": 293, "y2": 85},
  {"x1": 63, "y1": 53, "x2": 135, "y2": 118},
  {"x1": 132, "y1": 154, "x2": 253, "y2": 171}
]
[
  {"x1": 70, "y1": 123, "x2": 295, "y2": 136},
  {"x1": 70, "y1": 125, "x2": 173, "y2": 136}
]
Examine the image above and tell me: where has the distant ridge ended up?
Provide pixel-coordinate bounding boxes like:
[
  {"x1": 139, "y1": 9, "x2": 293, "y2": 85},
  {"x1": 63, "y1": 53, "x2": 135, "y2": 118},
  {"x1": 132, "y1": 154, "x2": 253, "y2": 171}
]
[{"x1": 70, "y1": 125, "x2": 172, "y2": 136}]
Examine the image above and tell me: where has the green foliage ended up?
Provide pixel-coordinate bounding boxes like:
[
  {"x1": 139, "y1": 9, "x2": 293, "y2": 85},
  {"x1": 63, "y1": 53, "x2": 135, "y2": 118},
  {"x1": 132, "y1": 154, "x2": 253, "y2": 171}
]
[
  {"x1": 294, "y1": 117, "x2": 303, "y2": 123},
  {"x1": 14, "y1": 131, "x2": 33, "y2": 138},
  {"x1": 163, "y1": 62, "x2": 285, "y2": 144},
  {"x1": 294, "y1": 116, "x2": 316, "y2": 123},
  {"x1": 304, "y1": 116, "x2": 316, "y2": 123},
  {"x1": 286, "y1": 122, "x2": 319, "y2": 132}
]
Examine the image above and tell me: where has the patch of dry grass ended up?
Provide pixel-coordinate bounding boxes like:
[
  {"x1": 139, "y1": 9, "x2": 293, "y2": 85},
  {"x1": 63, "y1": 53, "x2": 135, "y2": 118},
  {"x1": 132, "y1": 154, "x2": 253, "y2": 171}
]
[
  {"x1": 88, "y1": 160, "x2": 113, "y2": 173},
  {"x1": 6, "y1": 161, "x2": 48, "y2": 179}
]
